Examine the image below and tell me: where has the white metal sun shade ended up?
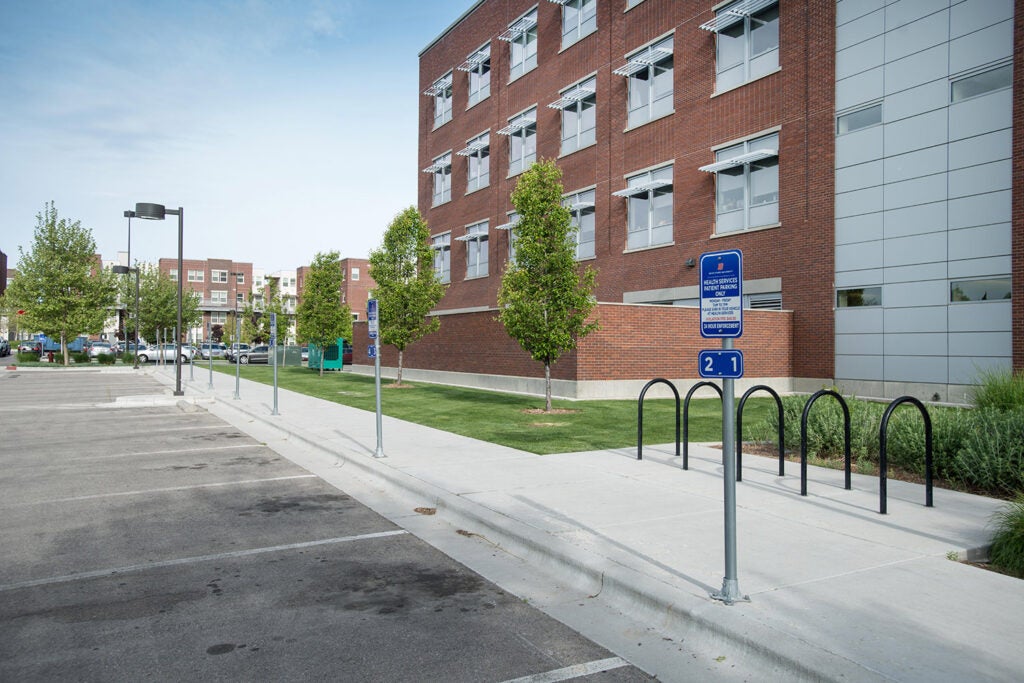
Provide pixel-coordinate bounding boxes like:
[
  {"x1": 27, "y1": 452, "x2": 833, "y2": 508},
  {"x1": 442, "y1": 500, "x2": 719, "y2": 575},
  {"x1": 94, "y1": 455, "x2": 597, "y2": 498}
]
[
  {"x1": 496, "y1": 115, "x2": 536, "y2": 136},
  {"x1": 498, "y1": 12, "x2": 538, "y2": 41},
  {"x1": 697, "y1": 148, "x2": 777, "y2": 173},
  {"x1": 422, "y1": 155, "x2": 452, "y2": 174},
  {"x1": 423, "y1": 73, "x2": 453, "y2": 97},
  {"x1": 698, "y1": 0, "x2": 776, "y2": 32},
  {"x1": 456, "y1": 135, "x2": 490, "y2": 156},
  {"x1": 548, "y1": 85, "x2": 596, "y2": 110},
  {"x1": 457, "y1": 46, "x2": 490, "y2": 72},
  {"x1": 612, "y1": 44, "x2": 673, "y2": 77},
  {"x1": 611, "y1": 178, "x2": 672, "y2": 198}
]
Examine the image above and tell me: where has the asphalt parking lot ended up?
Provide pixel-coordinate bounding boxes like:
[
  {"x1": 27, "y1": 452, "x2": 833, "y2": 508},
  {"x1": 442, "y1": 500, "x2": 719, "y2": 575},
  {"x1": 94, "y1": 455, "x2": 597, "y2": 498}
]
[{"x1": 0, "y1": 370, "x2": 652, "y2": 681}]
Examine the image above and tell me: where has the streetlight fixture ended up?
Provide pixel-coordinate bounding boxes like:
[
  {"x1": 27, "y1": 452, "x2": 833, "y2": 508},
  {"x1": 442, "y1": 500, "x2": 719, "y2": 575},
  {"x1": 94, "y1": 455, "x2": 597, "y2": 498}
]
[
  {"x1": 135, "y1": 202, "x2": 184, "y2": 396},
  {"x1": 111, "y1": 265, "x2": 140, "y2": 370}
]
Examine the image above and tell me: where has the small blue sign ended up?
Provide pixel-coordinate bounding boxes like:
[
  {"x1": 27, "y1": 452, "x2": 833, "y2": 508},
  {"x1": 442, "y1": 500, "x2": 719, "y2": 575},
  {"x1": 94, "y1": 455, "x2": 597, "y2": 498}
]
[
  {"x1": 700, "y1": 249, "x2": 743, "y2": 338},
  {"x1": 698, "y1": 349, "x2": 744, "y2": 379},
  {"x1": 367, "y1": 298, "x2": 379, "y2": 339},
  {"x1": 367, "y1": 345, "x2": 377, "y2": 359}
]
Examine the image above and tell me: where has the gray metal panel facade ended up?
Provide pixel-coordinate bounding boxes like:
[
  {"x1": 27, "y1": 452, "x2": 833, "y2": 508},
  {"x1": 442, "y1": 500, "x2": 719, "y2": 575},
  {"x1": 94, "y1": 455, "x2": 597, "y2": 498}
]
[{"x1": 833, "y1": 0, "x2": 1013, "y2": 396}]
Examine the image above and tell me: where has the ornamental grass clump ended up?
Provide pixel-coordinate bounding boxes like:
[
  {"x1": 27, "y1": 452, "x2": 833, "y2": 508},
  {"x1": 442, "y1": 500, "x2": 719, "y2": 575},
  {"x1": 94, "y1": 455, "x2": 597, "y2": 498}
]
[
  {"x1": 970, "y1": 368, "x2": 1024, "y2": 411},
  {"x1": 989, "y1": 493, "x2": 1024, "y2": 578}
]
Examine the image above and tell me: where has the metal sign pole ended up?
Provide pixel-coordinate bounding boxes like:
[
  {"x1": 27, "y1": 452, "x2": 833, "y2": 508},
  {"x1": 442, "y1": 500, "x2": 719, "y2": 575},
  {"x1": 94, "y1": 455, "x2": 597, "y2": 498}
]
[
  {"x1": 715, "y1": 336, "x2": 746, "y2": 603},
  {"x1": 207, "y1": 322, "x2": 214, "y2": 389},
  {"x1": 368, "y1": 298, "x2": 384, "y2": 458},
  {"x1": 270, "y1": 311, "x2": 279, "y2": 415},
  {"x1": 234, "y1": 315, "x2": 241, "y2": 400},
  {"x1": 189, "y1": 329, "x2": 194, "y2": 381}
]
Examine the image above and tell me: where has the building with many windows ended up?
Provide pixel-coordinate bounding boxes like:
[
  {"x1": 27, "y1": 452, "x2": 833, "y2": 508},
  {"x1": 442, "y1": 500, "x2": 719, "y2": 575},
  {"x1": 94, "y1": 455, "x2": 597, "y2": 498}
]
[
  {"x1": 402, "y1": 0, "x2": 1022, "y2": 401},
  {"x1": 158, "y1": 258, "x2": 253, "y2": 339}
]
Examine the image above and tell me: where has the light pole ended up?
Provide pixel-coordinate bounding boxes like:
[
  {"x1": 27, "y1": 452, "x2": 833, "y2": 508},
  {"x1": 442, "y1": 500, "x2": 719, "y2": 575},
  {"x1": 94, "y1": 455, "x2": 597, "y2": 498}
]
[
  {"x1": 111, "y1": 265, "x2": 139, "y2": 369},
  {"x1": 123, "y1": 210, "x2": 138, "y2": 366},
  {"x1": 233, "y1": 309, "x2": 241, "y2": 400},
  {"x1": 135, "y1": 203, "x2": 184, "y2": 396}
]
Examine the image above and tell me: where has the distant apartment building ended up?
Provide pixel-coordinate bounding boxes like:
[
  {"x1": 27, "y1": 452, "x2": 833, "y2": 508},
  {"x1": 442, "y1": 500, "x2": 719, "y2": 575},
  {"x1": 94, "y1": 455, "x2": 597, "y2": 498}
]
[
  {"x1": 158, "y1": 257, "x2": 253, "y2": 339},
  {"x1": 403, "y1": 0, "x2": 1022, "y2": 401}
]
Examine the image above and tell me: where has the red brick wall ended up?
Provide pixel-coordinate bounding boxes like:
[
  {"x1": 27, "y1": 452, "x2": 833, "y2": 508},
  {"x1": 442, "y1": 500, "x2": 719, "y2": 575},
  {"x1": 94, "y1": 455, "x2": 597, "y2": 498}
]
[
  {"x1": 419, "y1": 0, "x2": 834, "y2": 383},
  {"x1": 352, "y1": 303, "x2": 792, "y2": 382}
]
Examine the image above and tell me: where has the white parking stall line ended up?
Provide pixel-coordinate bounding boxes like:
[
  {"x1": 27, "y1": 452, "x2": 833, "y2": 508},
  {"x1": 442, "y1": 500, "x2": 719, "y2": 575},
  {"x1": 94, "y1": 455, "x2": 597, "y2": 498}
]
[
  {"x1": 17, "y1": 474, "x2": 318, "y2": 506},
  {"x1": 498, "y1": 657, "x2": 630, "y2": 683},
  {"x1": 72, "y1": 443, "x2": 260, "y2": 462},
  {"x1": 0, "y1": 530, "x2": 410, "y2": 593}
]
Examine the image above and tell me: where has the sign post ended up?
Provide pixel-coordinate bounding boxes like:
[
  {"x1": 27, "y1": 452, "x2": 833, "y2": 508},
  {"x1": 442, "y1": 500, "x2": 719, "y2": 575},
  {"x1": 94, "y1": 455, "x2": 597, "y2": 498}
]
[
  {"x1": 699, "y1": 249, "x2": 749, "y2": 605},
  {"x1": 367, "y1": 299, "x2": 384, "y2": 458},
  {"x1": 207, "y1": 322, "x2": 214, "y2": 389},
  {"x1": 270, "y1": 311, "x2": 279, "y2": 416}
]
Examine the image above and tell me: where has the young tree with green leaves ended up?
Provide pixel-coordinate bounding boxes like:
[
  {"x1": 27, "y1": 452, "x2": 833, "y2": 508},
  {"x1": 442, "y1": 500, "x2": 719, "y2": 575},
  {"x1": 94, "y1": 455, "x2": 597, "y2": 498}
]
[
  {"x1": 117, "y1": 263, "x2": 201, "y2": 346},
  {"x1": 6, "y1": 202, "x2": 117, "y2": 365},
  {"x1": 296, "y1": 251, "x2": 353, "y2": 376},
  {"x1": 498, "y1": 160, "x2": 598, "y2": 411},
  {"x1": 369, "y1": 206, "x2": 447, "y2": 385}
]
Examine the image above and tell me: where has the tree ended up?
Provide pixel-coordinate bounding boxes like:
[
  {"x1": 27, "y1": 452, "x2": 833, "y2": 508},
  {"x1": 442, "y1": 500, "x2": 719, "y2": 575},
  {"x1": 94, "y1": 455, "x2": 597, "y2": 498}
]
[
  {"x1": 296, "y1": 251, "x2": 353, "y2": 376},
  {"x1": 368, "y1": 207, "x2": 447, "y2": 385},
  {"x1": 118, "y1": 263, "x2": 201, "y2": 345},
  {"x1": 498, "y1": 161, "x2": 598, "y2": 411},
  {"x1": 6, "y1": 202, "x2": 117, "y2": 365}
]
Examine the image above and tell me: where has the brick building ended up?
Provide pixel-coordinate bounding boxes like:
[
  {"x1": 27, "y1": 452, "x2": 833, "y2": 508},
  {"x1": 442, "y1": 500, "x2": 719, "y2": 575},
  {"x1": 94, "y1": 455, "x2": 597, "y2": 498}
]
[
  {"x1": 386, "y1": 0, "x2": 1022, "y2": 401},
  {"x1": 157, "y1": 258, "x2": 253, "y2": 340}
]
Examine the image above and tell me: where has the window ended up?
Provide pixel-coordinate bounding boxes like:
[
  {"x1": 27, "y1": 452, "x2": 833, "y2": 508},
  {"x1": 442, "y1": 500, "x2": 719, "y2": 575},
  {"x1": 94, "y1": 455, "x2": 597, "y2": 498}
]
[
  {"x1": 425, "y1": 72, "x2": 453, "y2": 128},
  {"x1": 210, "y1": 311, "x2": 227, "y2": 324},
  {"x1": 236, "y1": 292, "x2": 244, "y2": 305},
  {"x1": 700, "y1": 132, "x2": 779, "y2": 234},
  {"x1": 459, "y1": 43, "x2": 491, "y2": 107},
  {"x1": 951, "y1": 63, "x2": 1012, "y2": 102},
  {"x1": 613, "y1": 164, "x2": 673, "y2": 250},
  {"x1": 614, "y1": 36, "x2": 673, "y2": 128},
  {"x1": 423, "y1": 152, "x2": 452, "y2": 206},
  {"x1": 234, "y1": 272, "x2": 245, "y2": 285},
  {"x1": 169, "y1": 269, "x2": 178, "y2": 281},
  {"x1": 951, "y1": 279, "x2": 1011, "y2": 302},
  {"x1": 559, "y1": 0, "x2": 596, "y2": 48},
  {"x1": 211, "y1": 269, "x2": 228, "y2": 283},
  {"x1": 351, "y1": 268, "x2": 360, "y2": 281},
  {"x1": 564, "y1": 189, "x2": 596, "y2": 259},
  {"x1": 501, "y1": 8, "x2": 538, "y2": 81},
  {"x1": 497, "y1": 212, "x2": 521, "y2": 263},
  {"x1": 187, "y1": 269, "x2": 204, "y2": 282},
  {"x1": 210, "y1": 290, "x2": 228, "y2": 305},
  {"x1": 837, "y1": 287, "x2": 881, "y2": 307},
  {"x1": 499, "y1": 107, "x2": 536, "y2": 176},
  {"x1": 701, "y1": 0, "x2": 779, "y2": 92},
  {"x1": 626, "y1": 0, "x2": 645, "y2": 8},
  {"x1": 549, "y1": 77, "x2": 596, "y2": 155},
  {"x1": 837, "y1": 103, "x2": 882, "y2": 135},
  {"x1": 458, "y1": 132, "x2": 490, "y2": 192},
  {"x1": 458, "y1": 222, "x2": 489, "y2": 279},
  {"x1": 431, "y1": 233, "x2": 451, "y2": 283}
]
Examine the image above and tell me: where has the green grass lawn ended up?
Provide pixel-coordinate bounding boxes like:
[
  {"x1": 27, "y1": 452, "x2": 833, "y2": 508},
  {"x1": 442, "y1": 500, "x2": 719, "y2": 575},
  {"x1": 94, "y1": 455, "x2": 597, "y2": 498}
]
[{"x1": 215, "y1": 364, "x2": 776, "y2": 455}]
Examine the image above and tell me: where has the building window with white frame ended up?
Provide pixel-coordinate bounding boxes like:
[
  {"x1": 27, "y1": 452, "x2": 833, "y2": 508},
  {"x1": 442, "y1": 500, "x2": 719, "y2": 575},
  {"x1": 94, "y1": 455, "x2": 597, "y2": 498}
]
[
  {"x1": 459, "y1": 43, "x2": 491, "y2": 107},
  {"x1": 211, "y1": 311, "x2": 227, "y2": 324},
  {"x1": 169, "y1": 269, "x2": 178, "y2": 281},
  {"x1": 500, "y1": 8, "x2": 538, "y2": 81},
  {"x1": 497, "y1": 212, "x2": 520, "y2": 264},
  {"x1": 558, "y1": 0, "x2": 597, "y2": 49},
  {"x1": 549, "y1": 77, "x2": 596, "y2": 155},
  {"x1": 211, "y1": 269, "x2": 228, "y2": 283},
  {"x1": 836, "y1": 103, "x2": 881, "y2": 135},
  {"x1": 499, "y1": 107, "x2": 536, "y2": 176},
  {"x1": 458, "y1": 132, "x2": 490, "y2": 193},
  {"x1": 700, "y1": 0, "x2": 779, "y2": 92},
  {"x1": 236, "y1": 292, "x2": 244, "y2": 305},
  {"x1": 210, "y1": 290, "x2": 228, "y2": 305},
  {"x1": 351, "y1": 268, "x2": 360, "y2": 281},
  {"x1": 564, "y1": 189, "x2": 596, "y2": 259},
  {"x1": 187, "y1": 269, "x2": 204, "y2": 282},
  {"x1": 423, "y1": 152, "x2": 452, "y2": 206},
  {"x1": 614, "y1": 35, "x2": 673, "y2": 129},
  {"x1": 234, "y1": 272, "x2": 245, "y2": 285},
  {"x1": 425, "y1": 71, "x2": 453, "y2": 128},
  {"x1": 458, "y1": 222, "x2": 489, "y2": 279},
  {"x1": 699, "y1": 132, "x2": 778, "y2": 234},
  {"x1": 614, "y1": 164, "x2": 673, "y2": 250},
  {"x1": 431, "y1": 233, "x2": 451, "y2": 284}
]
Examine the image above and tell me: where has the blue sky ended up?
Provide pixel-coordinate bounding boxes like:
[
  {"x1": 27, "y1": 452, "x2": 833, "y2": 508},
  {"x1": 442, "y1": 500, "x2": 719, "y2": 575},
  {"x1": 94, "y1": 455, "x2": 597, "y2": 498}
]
[{"x1": 0, "y1": 0, "x2": 475, "y2": 273}]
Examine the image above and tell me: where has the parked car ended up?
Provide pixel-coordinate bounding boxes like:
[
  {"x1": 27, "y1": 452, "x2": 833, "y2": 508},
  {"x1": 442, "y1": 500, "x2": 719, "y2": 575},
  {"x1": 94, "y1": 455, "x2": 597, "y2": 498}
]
[
  {"x1": 342, "y1": 341, "x2": 353, "y2": 365},
  {"x1": 199, "y1": 342, "x2": 227, "y2": 360},
  {"x1": 300, "y1": 346, "x2": 309, "y2": 362},
  {"x1": 224, "y1": 343, "x2": 251, "y2": 362},
  {"x1": 87, "y1": 341, "x2": 114, "y2": 358},
  {"x1": 18, "y1": 341, "x2": 41, "y2": 354},
  {"x1": 0, "y1": 338, "x2": 9, "y2": 357},
  {"x1": 237, "y1": 345, "x2": 269, "y2": 364},
  {"x1": 137, "y1": 343, "x2": 195, "y2": 364}
]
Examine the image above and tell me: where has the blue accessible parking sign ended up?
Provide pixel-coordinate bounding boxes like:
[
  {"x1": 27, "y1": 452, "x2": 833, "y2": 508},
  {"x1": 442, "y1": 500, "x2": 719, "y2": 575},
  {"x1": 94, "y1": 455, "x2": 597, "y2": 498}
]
[
  {"x1": 698, "y1": 349, "x2": 744, "y2": 379},
  {"x1": 700, "y1": 249, "x2": 743, "y2": 338}
]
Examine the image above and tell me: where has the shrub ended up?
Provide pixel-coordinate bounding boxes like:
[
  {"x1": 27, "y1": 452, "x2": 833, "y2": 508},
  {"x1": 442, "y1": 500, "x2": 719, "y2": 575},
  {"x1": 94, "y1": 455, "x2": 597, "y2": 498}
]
[
  {"x1": 122, "y1": 352, "x2": 136, "y2": 365},
  {"x1": 949, "y1": 408, "x2": 1024, "y2": 496},
  {"x1": 970, "y1": 368, "x2": 1024, "y2": 411},
  {"x1": 16, "y1": 352, "x2": 38, "y2": 364},
  {"x1": 71, "y1": 351, "x2": 91, "y2": 364},
  {"x1": 96, "y1": 353, "x2": 116, "y2": 365},
  {"x1": 989, "y1": 493, "x2": 1024, "y2": 578}
]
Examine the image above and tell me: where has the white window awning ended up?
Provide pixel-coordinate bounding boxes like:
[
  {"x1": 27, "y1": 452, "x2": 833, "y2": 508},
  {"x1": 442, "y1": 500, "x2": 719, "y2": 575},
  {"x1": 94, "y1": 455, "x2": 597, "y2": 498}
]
[
  {"x1": 611, "y1": 179, "x2": 672, "y2": 197},
  {"x1": 423, "y1": 73, "x2": 452, "y2": 97},
  {"x1": 455, "y1": 229, "x2": 488, "y2": 242},
  {"x1": 568, "y1": 200, "x2": 595, "y2": 211},
  {"x1": 698, "y1": 0, "x2": 776, "y2": 32},
  {"x1": 698, "y1": 148, "x2": 777, "y2": 173},
  {"x1": 456, "y1": 136, "x2": 489, "y2": 156},
  {"x1": 496, "y1": 116, "x2": 535, "y2": 135},
  {"x1": 457, "y1": 46, "x2": 490, "y2": 72},
  {"x1": 613, "y1": 47, "x2": 673, "y2": 76},
  {"x1": 546, "y1": 0, "x2": 571, "y2": 5},
  {"x1": 422, "y1": 156, "x2": 452, "y2": 174},
  {"x1": 494, "y1": 217, "x2": 520, "y2": 230},
  {"x1": 548, "y1": 86, "x2": 596, "y2": 110},
  {"x1": 498, "y1": 13, "x2": 537, "y2": 42}
]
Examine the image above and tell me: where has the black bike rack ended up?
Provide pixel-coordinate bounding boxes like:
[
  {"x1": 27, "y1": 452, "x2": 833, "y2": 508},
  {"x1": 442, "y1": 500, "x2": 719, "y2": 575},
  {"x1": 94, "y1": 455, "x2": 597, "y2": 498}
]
[
  {"x1": 736, "y1": 385, "x2": 785, "y2": 482},
  {"x1": 878, "y1": 396, "x2": 934, "y2": 514},
  {"x1": 800, "y1": 390, "x2": 851, "y2": 496},
  {"x1": 682, "y1": 381, "x2": 723, "y2": 470},
  {"x1": 636, "y1": 378, "x2": 680, "y2": 461}
]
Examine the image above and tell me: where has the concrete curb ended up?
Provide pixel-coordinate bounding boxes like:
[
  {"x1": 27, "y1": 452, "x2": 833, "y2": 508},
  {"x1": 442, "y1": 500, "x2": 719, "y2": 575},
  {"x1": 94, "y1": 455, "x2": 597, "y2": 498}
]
[{"x1": 209, "y1": 393, "x2": 882, "y2": 682}]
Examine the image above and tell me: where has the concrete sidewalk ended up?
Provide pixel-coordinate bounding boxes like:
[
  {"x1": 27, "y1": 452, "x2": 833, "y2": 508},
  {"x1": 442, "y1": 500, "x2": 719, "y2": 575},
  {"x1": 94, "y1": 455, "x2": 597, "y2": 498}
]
[{"x1": 151, "y1": 364, "x2": 1021, "y2": 681}]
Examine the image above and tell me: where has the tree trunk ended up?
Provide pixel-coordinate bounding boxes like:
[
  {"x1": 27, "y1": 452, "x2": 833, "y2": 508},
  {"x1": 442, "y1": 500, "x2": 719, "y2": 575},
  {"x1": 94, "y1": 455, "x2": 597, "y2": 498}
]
[
  {"x1": 397, "y1": 349, "x2": 404, "y2": 386},
  {"x1": 544, "y1": 361, "x2": 552, "y2": 412},
  {"x1": 61, "y1": 332, "x2": 69, "y2": 366}
]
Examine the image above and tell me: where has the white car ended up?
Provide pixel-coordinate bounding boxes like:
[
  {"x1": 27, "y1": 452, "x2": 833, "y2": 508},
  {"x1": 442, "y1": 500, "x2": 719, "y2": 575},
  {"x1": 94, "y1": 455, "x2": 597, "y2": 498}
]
[
  {"x1": 137, "y1": 343, "x2": 195, "y2": 364},
  {"x1": 87, "y1": 341, "x2": 114, "y2": 358}
]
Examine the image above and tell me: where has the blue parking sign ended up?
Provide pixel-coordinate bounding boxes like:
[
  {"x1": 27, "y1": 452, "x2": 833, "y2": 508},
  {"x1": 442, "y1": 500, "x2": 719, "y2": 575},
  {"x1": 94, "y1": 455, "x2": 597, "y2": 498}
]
[{"x1": 700, "y1": 250, "x2": 743, "y2": 338}]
